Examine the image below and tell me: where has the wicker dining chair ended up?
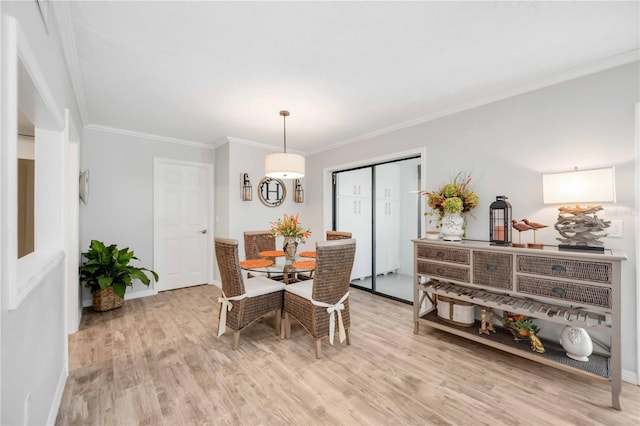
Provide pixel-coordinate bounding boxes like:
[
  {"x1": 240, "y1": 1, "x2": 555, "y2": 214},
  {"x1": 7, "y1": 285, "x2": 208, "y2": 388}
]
[
  {"x1": 215, "y1": 238, "x2": 285, "y2": 349},
  {"x1": 326, "y1": 231, "x2": 352, "y2": 240},
  {"x1": 243, "y1": 230, "x2": 282, "y2": 280},
  {"x1": 297, "y1": 231, "x2": 352, "y2": 281},
  {"x1": 283, "y1": 239, "x2": 356, "y2": 358}
]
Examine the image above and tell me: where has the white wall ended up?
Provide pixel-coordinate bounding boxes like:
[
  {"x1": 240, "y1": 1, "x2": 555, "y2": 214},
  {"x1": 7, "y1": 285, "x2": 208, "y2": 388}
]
[
  {"x1": 302, "y1": 62, "x2": 639, "y2": 382},
  {"x1": 79, "y1": 127, "x2": 215, "y2": 302},
  {"x1": 1, "y1": 1, "x2": 83, "y2": 424},
  {"x1": 215, "y1": 140, "x2": 311, "y2": 261}
]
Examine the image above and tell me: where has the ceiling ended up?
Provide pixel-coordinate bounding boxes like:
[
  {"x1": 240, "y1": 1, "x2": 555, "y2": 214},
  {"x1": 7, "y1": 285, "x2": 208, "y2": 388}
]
[{"x1": 62, "y1": 1, "x2": 639, "y2": 153}]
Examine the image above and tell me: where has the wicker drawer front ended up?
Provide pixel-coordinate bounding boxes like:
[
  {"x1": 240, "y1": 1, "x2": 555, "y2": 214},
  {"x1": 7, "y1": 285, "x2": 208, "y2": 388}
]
[
  {"x1": 473, "y1": 251, "x2": 513, "y2": 290},
  {"x1": 516, "y1": 276, "x2": 611, "y2": 308},
  {"x1": 517, "y1": 255, "x2": 612, "y2": 284},
  {"x1": 417, "y1": 260, "x2": 470, "y2": 283},
  {"x1": 416, "y1": 244, "x2": 470, "y2": 265}
]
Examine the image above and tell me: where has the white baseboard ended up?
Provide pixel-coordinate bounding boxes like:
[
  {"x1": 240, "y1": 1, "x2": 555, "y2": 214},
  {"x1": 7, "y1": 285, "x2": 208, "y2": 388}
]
[
  {"x1": 46, "y1": 361, "x2": 68, "y2": 426},
  {"x1": 209, "y1": 280, "x2": 221, "y2": 289},
  {"x1": 81, "y1": 288, "x2": 156, "y2": 307},
  {"x1": 124, "y1": 288, "x2": 155, "y2": 300},
  {"x1": 622, "y1": 368, "x2": 639, "y2": 385}
]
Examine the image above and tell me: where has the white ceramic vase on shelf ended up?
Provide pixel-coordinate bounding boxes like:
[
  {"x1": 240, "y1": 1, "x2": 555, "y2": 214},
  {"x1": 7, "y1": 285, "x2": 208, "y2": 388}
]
[
  {"x1": 440, "y1": 212, "x2": 465, "y2": 241},
  {"x1": 559, "y1": 326, "x2": 593, "y2": 362}
]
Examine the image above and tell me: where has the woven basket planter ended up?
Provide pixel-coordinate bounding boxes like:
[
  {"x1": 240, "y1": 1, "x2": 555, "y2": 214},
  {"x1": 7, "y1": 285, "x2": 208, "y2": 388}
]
[{"x1": 92, "y1": 287, "x2": 124, "y2": 312}]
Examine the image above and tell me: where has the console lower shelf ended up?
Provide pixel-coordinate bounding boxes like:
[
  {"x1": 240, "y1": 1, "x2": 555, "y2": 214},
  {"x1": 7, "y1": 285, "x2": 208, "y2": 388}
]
[{"x1": 419, "y1": 310, "x2": 610, "y2": 381}]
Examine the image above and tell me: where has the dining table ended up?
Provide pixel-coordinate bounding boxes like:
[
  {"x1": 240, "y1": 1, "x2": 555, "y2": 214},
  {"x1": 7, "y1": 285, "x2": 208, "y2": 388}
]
[{"x1": 239, "y1": 250, "x2": 316, "y2": 284}]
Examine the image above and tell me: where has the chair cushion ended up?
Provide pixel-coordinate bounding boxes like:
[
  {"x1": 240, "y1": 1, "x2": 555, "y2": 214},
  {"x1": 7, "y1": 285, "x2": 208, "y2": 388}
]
[
  {"x1": 284, "y1": 280, "x2": 314, "y2": 300},
  {"x1": 244, "y1": 276, "x2": 285, "y2": 297}
]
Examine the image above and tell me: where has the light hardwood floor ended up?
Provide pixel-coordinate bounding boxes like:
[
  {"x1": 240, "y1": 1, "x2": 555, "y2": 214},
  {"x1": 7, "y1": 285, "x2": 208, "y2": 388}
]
[{"x1": 57, "y1": 285, "x2": 640, "y2": 425}]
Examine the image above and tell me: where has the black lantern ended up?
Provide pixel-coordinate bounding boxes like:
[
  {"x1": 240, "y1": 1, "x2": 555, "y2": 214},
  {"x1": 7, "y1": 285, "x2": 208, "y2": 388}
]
[
  {"x1": 294, "y1": 178, "x2": 304, "y2": 203},
  {"x1": 489, "y1": 195, "x2": 512, "y2": 245},
  {"x1": 241, "y1": 173, "x2": 252, "y2": 201}
]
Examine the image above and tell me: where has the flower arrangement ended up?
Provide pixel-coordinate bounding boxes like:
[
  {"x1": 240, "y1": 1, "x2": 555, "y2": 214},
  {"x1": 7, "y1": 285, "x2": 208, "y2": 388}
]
[
  {"x1": 270, "y1": 213, "x2": 311, "y2": 243},
  {"x1": 502, "y1": 313, "x2": 540, "y2": 339},
  {"x1": 422, "y1": 171, "x2": 479, "y2": 220}
]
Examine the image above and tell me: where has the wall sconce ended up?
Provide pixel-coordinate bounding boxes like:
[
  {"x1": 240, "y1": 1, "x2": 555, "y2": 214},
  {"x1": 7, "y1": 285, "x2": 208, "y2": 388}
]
[
  {"x1": 294, "y1": 178, "x2": 304, "y2": 203},
  {"x1": 241, "y1": 173, "x2": 252, "y2": 201},
  {"x1": 489, "y1": 195, "x2": 512, "y2": 246},
  {"x1": 542, "y1": 166, "x2": 615, "y2": 252}
]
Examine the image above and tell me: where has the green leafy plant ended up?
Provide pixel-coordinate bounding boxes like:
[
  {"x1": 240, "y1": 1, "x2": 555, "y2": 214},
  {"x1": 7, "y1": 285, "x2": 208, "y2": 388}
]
[
  {"x1": 502, "y1": 313, "x2": 540, "y2": 336},
  {"x1": 79, "y1": 240, "x2": 159, "y2": 298},
  {"x1": 422, "y1": 171, "x2": 479, "y2": 220}
]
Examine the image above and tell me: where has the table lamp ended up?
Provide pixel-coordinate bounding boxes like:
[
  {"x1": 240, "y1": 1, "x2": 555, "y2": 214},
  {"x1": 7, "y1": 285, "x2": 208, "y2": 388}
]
[{"x1": 542, "y1": 167, "x2": 615, "y2": 252}]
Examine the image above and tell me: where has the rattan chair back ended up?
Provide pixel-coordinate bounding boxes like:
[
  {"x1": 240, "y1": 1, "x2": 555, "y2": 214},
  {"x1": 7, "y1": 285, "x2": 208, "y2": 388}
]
[
  {"x1": 215, "y1": 238, "x2": 246, "y2": 298},
  {"x1": 244, "y1": 230, "x2": 276, "y2": 259},
  {"x1": 326, "y1": 231, "x2": 352, "y2": 240},
  {"x1": 312, "y1": 239, "x2": 356, "y2": 304}
]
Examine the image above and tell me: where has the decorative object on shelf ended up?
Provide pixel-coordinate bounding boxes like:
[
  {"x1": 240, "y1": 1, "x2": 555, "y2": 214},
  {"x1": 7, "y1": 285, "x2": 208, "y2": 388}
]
[
  {"x1": 258, "y1": 176, "x2": 286, "y2": 207},
  {"x1": 264, "y1": 110, "x2": 305, "y2": 179},
  {"x1": 529, "y1": 332, "x2": 545, "y2": 354},
  {"x1": 501, "y1": 313, "x2": 544, "y2": 353},
  {"x1": 522, "y1": 218, "x2": 547, "y2": 249},
  {"x1": 489, "y1": 195, "x2": 512, "y2": 246},
  {"x1": 478, "y1": 307, "x2": 496, "y2": 335},
  {"x1": 422, "y1": 171, "x2": 479, "y2": 241},
  {"x1": 79, "y1": 240, "x2": 159, "y2": 311},
  {"x1": 542, "y1": 166, "x2": 615, "y2": 252},
  {"x1": 436, "y1": 295, "x2": 475, "y2": 327},
  {"x1": 441, "y1": 212, "x2": 465, "y2": 241},
  {"x1": 560, "y1": 326, "x2": 593, "y2": 362},
  {"x1": 270, "y1": 213, "x2": 311, "y2": 261},
  {"x1": 425, "y1": 230, "x2": 440, "y2": 240},
  {"x1": 294, "y1": 178, "x2": 304, "y2": 203},
  {"x1": 511, "y1": 219, "x2": 532, "y2": 248},
  {"x1": 241, "y1": 173, "x2": 252, "y2": 201}
]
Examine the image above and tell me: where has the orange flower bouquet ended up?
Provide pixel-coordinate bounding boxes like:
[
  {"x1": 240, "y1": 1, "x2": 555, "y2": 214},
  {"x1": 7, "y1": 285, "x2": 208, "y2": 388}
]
[{"x1": 270, "y1": 213, "x2": 311, "y2": 243}]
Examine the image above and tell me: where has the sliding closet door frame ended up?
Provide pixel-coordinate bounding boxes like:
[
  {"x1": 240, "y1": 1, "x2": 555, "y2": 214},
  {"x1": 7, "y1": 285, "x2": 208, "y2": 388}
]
[{"x1": 331, "y1": 154, "x2": 421, "y2": 303}]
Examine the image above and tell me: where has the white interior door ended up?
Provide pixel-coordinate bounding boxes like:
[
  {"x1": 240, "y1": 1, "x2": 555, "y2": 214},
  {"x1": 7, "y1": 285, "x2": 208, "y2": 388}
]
[{"x1": 154, "y1": 159, "x2": 213, "y2": 292}]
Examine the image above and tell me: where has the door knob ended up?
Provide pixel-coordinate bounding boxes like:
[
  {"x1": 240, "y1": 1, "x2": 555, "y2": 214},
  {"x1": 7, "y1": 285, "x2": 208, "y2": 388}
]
[{"x1": 200, "y1": 229, "x2": 207, "y2": 234}]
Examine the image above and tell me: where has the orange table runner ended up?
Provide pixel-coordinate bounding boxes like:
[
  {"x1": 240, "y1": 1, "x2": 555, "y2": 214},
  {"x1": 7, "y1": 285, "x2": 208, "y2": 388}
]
[
  {"x1": 259, "y1": 250, "x2": 285, "y2": 257},
  {"x1": 239, "y1": 259, "x2": 274, "y2": 268},
  {"x1": 292, "y1": 260, "x2": 315, "y2": 270},
  {"x1": 299, "y1": 251, "x2": 316, "y2": 258}
]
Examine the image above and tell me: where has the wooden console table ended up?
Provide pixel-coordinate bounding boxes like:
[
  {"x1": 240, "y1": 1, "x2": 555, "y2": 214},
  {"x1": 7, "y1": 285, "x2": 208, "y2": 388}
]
[{"x1": 413, "y1": 239, "x2": 627, "y2": 409}]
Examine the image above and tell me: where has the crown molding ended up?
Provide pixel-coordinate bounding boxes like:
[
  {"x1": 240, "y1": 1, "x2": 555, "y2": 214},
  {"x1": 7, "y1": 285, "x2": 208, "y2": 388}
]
[
  {"x1": 219, "y1": 136, "x2": 304, "y2": 154},
  {"x1": 309, "y1": 50, "x2": 640, "y2": 156},
  {"x1": 85, "y1": 124, "x2": 215, "y2": 150},
  {"x1": 50, "y1": 1, "x2": 90, "y2": 127}
]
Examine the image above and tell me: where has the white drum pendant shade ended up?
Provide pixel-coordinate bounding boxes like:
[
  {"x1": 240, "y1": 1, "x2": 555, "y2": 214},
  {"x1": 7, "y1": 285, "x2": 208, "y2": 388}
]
[
  {"x1": 265, "y1": 110, "x2": 305, "y2": 179},
  {"x1": 265, "y1": 152, "x2": 305, "y2": 179}
]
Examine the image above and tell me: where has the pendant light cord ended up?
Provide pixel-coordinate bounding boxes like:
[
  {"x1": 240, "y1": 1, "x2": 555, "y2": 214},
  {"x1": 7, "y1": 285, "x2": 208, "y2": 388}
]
[
  {"x1": 280, "y1": 110, "x2": 290, "y2": 154},
  {"x1": 282, "y1": 113, "x2": 287, "y2": 153}
]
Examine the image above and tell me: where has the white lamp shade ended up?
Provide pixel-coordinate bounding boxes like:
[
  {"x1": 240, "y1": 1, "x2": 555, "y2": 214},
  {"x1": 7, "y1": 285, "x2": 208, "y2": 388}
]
[
  {"x1": 264, "y1": 153, "x2": 305, "y2": 179},
  {"x1": 542, "y1": 167, "x2": 616, "y2": 204}
]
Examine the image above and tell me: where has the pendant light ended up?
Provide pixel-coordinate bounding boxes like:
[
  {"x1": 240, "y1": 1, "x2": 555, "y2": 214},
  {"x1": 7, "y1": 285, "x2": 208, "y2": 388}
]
[{"x1": 264, "y1": 110, "x2": 305, "y2": 179}]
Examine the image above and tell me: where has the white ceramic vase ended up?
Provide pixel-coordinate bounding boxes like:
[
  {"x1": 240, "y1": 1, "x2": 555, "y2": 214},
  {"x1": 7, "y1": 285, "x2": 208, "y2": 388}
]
[
  {"x1": 440, "y1": 212, "x2": 465, "y2": 241},
  {"x1": 559, "y1": 326, "x2": 593, "y2": 362}
]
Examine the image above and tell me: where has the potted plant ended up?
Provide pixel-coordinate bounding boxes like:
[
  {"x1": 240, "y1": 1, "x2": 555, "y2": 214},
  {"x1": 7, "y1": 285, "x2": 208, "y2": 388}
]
[
  {"x1": 79, "y1": 240, "x2": 159, "y2": 311},
  {"x1": 270, "y1": 213, "x2": 311, "y2": 261},
  {"x1": 422, "y1": 171, "x2": 479, "y2": 241}
]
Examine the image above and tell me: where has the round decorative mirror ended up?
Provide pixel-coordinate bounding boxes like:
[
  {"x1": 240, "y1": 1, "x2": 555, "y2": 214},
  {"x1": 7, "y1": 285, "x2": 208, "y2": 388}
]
[{"x1": 258, "y1": 177, "x2": 286, "y2": 207}]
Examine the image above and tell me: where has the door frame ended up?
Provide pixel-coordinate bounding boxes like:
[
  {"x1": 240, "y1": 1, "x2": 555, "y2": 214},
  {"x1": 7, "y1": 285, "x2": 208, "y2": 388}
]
[
  {"x1": 153, "y1": 158, "x2": 215, "y2": 293},
  {"x1": 326, "y1": 148, "x2": 426, "y2": 303}
]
